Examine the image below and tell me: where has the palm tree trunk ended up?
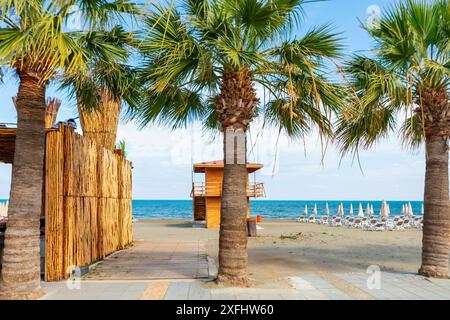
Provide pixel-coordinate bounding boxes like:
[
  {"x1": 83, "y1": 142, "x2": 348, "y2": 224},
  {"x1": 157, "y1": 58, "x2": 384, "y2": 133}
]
[
  {"x1": 217, "y1": 129, "x2": 250, "y2": 286},
  {"x1": 216, "y1": 66, "x2": 259, "y2": 287},
  {"x1": 419, "y1": 135, "x2": 450, "y2": 278},
  {"x1": 0, "y1": 68, "x2": 47, "y2": 299}
]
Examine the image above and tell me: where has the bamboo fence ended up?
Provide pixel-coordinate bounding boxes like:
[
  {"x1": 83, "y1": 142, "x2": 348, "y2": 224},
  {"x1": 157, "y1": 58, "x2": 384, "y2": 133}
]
[
  {"x1": 45, "y1": 125, "x2": 132, "y2": 281},
  {"x1": 78, "y1": 90, "x2": 121, "y2": 151}
]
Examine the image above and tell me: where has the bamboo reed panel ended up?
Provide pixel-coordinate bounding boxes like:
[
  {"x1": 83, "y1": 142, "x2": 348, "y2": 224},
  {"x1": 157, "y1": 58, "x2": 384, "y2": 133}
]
[
  {"x1": 44, "y1": 98, "x2": 61, "y2": 129},
  {"x1": 78, "y1": 90, "x2": 121, "y2": 151},
  {"x1": 118, "y1": 160, "x2": 133, "y2": 248},
  {"x1": 44, "y1": 125, "x2": 133, "y2": 281},
  {"x1": 45, "y1": 129, "x2": 64, "y2": 281}
]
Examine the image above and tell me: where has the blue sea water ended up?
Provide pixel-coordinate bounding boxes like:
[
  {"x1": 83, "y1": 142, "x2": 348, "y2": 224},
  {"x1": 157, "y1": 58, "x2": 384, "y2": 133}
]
[
  {"x1": 131, "y1": 199, "x2": 423, "y2": 220},
  {"x1": 0, "y1": 199, "x2": 423, "y2": 220}
]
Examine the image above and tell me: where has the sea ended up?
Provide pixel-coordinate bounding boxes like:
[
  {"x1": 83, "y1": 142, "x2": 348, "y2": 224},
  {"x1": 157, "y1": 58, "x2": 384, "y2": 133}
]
[{"x1": 0, "y1": 199, "x2": 423, "y2": 220}]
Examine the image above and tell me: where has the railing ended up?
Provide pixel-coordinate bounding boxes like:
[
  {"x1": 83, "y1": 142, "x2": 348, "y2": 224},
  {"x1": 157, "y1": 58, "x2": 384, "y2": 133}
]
[
  {"x1": 191, "y1": 182, "x2": 265, "y2": 198},
  {"x1": 248, "y1": 182, "x2": 266, "y2": 198}
]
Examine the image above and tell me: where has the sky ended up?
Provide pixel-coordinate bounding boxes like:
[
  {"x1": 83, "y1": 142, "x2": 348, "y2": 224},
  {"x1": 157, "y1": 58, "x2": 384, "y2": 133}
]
[{"x1": 0, "y1": 0, "x2": 435, "y2": 201}]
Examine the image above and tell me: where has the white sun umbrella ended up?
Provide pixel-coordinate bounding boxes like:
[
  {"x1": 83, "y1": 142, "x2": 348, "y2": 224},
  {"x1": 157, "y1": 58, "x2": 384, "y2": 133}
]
[
  {"x1": 304, "y1": 204, "x2": 308, "y2": 215},
  {"x1": 339, "y1": 203, "x2": 345, "y2": 216},
  {"x1": 325, "y1": 202, "x2": 330, "y2": 216},
  {"x1": 405, "y1": 203, "x2": 410, "y2": 216},
  {"x1": 358, "y1": 203, "x2": 364, "y2": 218},
  {"x1": 386, "y1": 202, "x2": 390, "y2": 217},
  {"x1": 408, "y1": 202, "x2": 414, "y2": 217},
  {"x1": 313, "y1": 203, "x2": 318, "y2": 217},
  {"x1": 380, "y1": 200, "x2": 387, "y2": 218},
  {"x1": 421, "y1": 203, "x2": 424, "y2": 215},
  {"x1": 401, "y1": 204, "x2": 406, "y2": 215},
  {"x1": 349, "y1": 203, "x2": 354, "y2": 216},
  {"x1": 365, "y1": 203, "x2": 371, "y2": 216},
  {"x1": 0, "y1": 202, "x2": 7, "y2": 217},
  {"x1": 370, "y1": 204, "x2": 375, "y2": 215}
]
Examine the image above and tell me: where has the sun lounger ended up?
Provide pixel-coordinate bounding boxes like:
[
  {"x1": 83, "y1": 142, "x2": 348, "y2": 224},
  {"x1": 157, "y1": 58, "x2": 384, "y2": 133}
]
[
  {"x1": 362, "y1": 218, "x2": 379, "y2": 231},
  {"x1": 333, "y1": 217, "x2": 342, "y2": 227},
  {"x1": 386, "y1": 221, "x2": 395, "y2": 231},
  {"x1": 375, "y1": 222, "x2": 385, "y2": 231},
  {"x1": 403, "y1": 219, "x2": 411, "y2": 228},
  {"x1": 352, "y1": 218, "x2": 362, "y2": 229},
  {"x1": 395, "y1": 220, "x2": 404, "y2": 231},
  {"x1": 413, "y1": 217, "x2": 423, "y2": 229}
]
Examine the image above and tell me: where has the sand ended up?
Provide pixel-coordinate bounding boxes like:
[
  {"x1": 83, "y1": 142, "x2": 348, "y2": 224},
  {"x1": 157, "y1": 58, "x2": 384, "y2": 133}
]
[{"x1": 133, "y1": 220, "x2": 444, "y2": 288}]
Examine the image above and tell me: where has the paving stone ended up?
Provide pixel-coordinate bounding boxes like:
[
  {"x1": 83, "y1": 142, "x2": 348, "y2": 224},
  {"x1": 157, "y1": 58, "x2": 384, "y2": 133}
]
[
  {"x1": 301, "y1": 275, "x2": 335, "y2": 289},
  {"x1": 188, "y1": 283, "x2": 211, "y2": 300},
  {"x1": 289, "y1": 277, "x2": 316, "y2": 290},
  {"x1": 140, "y1": 282, "x2": 171, "y2": 300},
  {"x1": 321, "y1": 289, "x2": 352, "y2": 300},
  {"x1": 256, "y1": 294, "x2": 284, "y2": 300},
  {"x1": 164, "y1": 282, "x2": 191, "y2": 300},
  {"x1": 210, "y1": 293, "x2": 236, "y2": 300},
  {"x1": 279, "y1": 294, "x2": 307, "y2": 300},
  {"x1": 235, "y1": 293, "x2": 263, "y2": 300}
]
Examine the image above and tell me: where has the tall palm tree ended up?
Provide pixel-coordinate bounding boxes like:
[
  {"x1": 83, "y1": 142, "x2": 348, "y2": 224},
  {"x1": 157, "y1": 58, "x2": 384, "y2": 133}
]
[
  {"x1": 337, "y1": 0, "x2": 449, "y2": 278},
  {"x1": 136, "y1": 0, "x2": 344, "y2": 286},
  {"x1": 0, "y1": 0, "x2": 138, "y2": 300}
]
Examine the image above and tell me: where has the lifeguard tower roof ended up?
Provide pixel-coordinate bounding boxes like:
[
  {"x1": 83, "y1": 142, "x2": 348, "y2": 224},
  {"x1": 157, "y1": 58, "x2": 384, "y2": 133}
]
[{"x1": 193, "y1": 160, "x2": 263, "y2": 173}]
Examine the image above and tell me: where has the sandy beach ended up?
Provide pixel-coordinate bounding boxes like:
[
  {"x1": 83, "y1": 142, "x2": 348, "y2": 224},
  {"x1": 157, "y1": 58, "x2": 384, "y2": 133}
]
[{"x1": 133, "y1": 220, "x2": 440, "y2": 289}]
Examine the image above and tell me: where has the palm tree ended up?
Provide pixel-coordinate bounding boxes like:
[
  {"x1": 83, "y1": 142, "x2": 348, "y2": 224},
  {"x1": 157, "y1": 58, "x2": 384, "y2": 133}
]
[
  {"x1": 337, "y1": 0, "x2": 449, "y2": 278},
  {"x1": 0, "y1": 0, "x2": 138, "y2": 299},
  {"x1": 62, "y1": 26, "x2": 141, "y2": 151},
  {"x1": 136, "y1": 0, "x2": 344, "y2": 286}
]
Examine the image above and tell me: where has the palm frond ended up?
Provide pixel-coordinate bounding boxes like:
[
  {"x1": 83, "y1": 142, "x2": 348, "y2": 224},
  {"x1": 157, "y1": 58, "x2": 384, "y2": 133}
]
[
  {"x1": 400, "y1": 113, "x2": 424, "y2": 149},
  {"x1": 135, "y1": 0, "x2": 344, "y2": 143}
]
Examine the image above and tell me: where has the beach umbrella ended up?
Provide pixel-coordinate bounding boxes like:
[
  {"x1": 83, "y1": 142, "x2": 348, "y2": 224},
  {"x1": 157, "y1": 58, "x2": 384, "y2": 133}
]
[
  {"x1": 304, "y1": 204, "x2": 308, "y2": 215},
  {"x1": 365, "y1": 203, "x2": 371, "y2": 216},
  {"x1": 380, "y1": 201, "x2": 386, "y2": 218},
  {"x1": 408, "y1": 202, "x2": 414, "y2": 216},
  {"x1": 325, "y1": 202, "x2": 330, "y2": 216},
  {"x1": 404, "y1": 203, "x2": 410, "y2": 216},
  {"x1": 349, "y1": 203, "x2": 354, "y2": 216},
  {"x1": 0, "y1": 202, "x2": 6, "y2": 217},
  {"x1": 358, "y1": 203, "x2": 364, "y2": 218},
  {"x1": 340, "y1": 203, "x2": 345, "y2": 216},
  {"x1": 370, "y1": 204, "x2": 374, "y2": 215},
  {"x1": 421, "y1": 203, "x2": 424, "y2": 215},
  {"x1": 313, "y1": 203, "x2": 318, "y2": 217},
  {"x1": 401, "y1": 204, "x2": 406, "y2": 215}
]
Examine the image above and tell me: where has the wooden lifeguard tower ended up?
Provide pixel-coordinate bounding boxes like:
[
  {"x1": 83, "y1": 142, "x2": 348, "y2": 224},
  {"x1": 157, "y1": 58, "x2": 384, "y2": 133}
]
[{"x1": 191, "y1": 160, "x2": 265, "y2": 228}]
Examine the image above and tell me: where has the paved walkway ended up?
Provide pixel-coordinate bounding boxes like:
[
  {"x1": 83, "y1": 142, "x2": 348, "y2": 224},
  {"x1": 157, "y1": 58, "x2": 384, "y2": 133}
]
[
  {"x1": 84, "y1": 240, "x2": 209, "y2": 280},
  {"x1": 41, "y1": 271, "x2": 450, "y2": 300}
]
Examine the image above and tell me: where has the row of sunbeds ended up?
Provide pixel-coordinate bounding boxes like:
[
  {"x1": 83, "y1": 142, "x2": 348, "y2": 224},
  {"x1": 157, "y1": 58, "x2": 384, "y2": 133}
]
[{"x1": 296, "y1": 214, "x2": 423, "y2": 231}]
